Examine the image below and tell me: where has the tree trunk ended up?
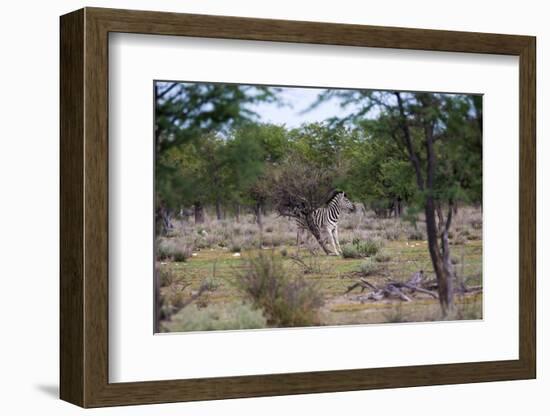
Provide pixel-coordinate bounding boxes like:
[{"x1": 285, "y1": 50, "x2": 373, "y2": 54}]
[
  {"x1": 254, "y1": 202, "x2": 264, "y2": 246},
  {"x1": 215, "y1": 198, "x2": 222, "y2": 221},
  {"x1": 235, "y1": 204, "x2": 241, "y2": 223},
  {"x1": 396, "y1": 197, "x2": 402, "y2": 217},
  {"x1": 155, "y1": 204, "x2": 173, "y2": 235},
  {"x1": 438, "y1": 203, "x2": 455, "y2": 307},
  {"x1": 425, "y1": 197, "x2": 454, "y2": 315},
  {"x1": 194, "y1": 202, "x2": 205, "y2": 224},
  {"x1": 255, "y1": 202, "x2": 263, "y2": 232}
]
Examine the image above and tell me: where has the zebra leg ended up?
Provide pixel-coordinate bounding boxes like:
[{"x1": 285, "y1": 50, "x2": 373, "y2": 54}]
[
  {"x1": 333, "y1": 227, "x2": 342, "y2": 255},
  {"x1": 327, "y1": 227, "x2": 339, "y2": 255}
]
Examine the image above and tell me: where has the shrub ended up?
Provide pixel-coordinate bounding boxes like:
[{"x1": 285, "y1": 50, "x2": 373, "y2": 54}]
[
  {"x1": 280, "y1": 248, "x2": 288, "y2": 257},
  {"x1": 470, "y1": 218, "x2": 483, "y2": 230},
  {"x1": 342, "y1": 239, "x2": 381, "y2": 258},
  {"x1": 163, "y1": 302, "x2": 268, "y2": 332},
  {"x1": 359, "y1": 260, "x2": 381, "y2": 276},
  {"x1": 267, "y1": 232, "x2": 285, "y2": 247},
  {"x1": 374, "y1": 252, "x2": 391, "y2": 263},
  {"x1": 235, "y1": 253, "x2": 324, "y2": 327},
  {"x1": 362, "y1": 219, "x2": 375, "y2": 230},
  {"x1": 157, "y1": 243, "x2": 172, "y2": 261},
  {"x1": 230, "y1": 243, "x2": 242, "y2": 253},
  {"x1": 173, "y1": 250, "x2": 190, "y2": 262},
  {"x1": 158, "y1": 266, "x2": 176, "y2": 287},
  {"x1": 341, "y1": 244, "x2": 360, "y2": 259},
  {"x1": 338, "y1": 236, "x2": 351, "y2": 246},
  {"x1": 384, "y1": 228, "x2": 401, "y2": 241},
  {"x1": 157, "y1": 238, "x2": 192, "y2": 262},
  {"x1": 452, "y1": 235, "x2": 467, "y2": 245},
  {"x1": 408, "y1": 229, "x2": 425, "y2": 241},
  {"x1": 356, "y1": 239, "x2": 381, "y2": 257}
]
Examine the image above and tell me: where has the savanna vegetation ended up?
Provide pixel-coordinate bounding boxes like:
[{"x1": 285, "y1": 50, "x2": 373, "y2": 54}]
[{"x1": 154, "y1": 82, "x2": 483, "y2": 332}]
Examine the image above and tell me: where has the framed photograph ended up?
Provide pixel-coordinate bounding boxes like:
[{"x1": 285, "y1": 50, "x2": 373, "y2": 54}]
[{"x1": 60, "y1": 7, "x2": 536, "y2": 408}]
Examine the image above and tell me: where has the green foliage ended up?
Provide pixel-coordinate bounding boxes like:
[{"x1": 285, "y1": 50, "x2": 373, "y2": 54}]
[
  {"x1": 342, "y1": 130, "x2": 417, "y2": 213},
  {"x1": 155, "y1": 82, "x2": 280, "y2": 211},
  {"x1": 342, "y1": 239, "x2": 381, "y2": 259},
  {"x1": 157, "y1": 238, "x2": 192, "y2": 262},
  {"x1": 235, "y1": 252, "x2": 324, "y2": 327},
  {"x1": 155, "y1": 82, "x2": 279, "y2": 154},
  {"x1": 164, "y1": 302, "x2": 268, "y2": 332},
  {"x1": 315, "y1": 90, "x2": 482, "y2": 212},
  {"x1": 374, "y1": 252, "x2": 391, "y2": 263},
  {"x1": 341, "y1": 244, "x2": 358, "y2": 258},
  {"x1": 289, "y1": 123, "x2": 355, "y2": 169},
  {"x1": 358, "y1": 260, "x2": 381, "y2": 276}
]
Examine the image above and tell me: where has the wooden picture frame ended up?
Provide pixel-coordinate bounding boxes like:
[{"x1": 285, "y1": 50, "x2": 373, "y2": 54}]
[{"x1": 60, "y1": 7, "x2": 536, "y2": 408}]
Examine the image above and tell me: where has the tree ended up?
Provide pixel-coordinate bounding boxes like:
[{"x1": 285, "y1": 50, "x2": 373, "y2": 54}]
[
  {"x1": 316, "y1": 90, "x2": 482, "y2": 315},
  {"x1": 288, "y1": 123, "x2": 354, "y2": 168},
  {"x1": 266, "y1": 152, "x2": 341, "y2": 255},
  {"x1": 158, "y1": 132, "x2": 226, "y2": 224},
  {"x1": 154, "y1": 82, "x2": 280, "y2": 230},
  {"x1": 342, "y1": 126, "x2": 416, "y2": 217}
]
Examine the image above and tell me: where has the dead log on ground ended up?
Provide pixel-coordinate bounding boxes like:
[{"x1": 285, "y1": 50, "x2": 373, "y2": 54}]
[
  {"x1": 346, "y1": 270, "x2": 482, "y2": 303},
  {"x1": 346, "y1": 270, "x2": 437, "y2": 302}
]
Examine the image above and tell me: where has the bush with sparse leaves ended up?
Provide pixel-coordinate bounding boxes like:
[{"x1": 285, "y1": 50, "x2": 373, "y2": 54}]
[{"x1": 235, "y1": 252, "x2": 324, "y2": 327}]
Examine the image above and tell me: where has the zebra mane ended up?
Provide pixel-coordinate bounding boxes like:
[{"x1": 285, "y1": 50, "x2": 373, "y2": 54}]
[{"x1": 325, "y1": 190, "x2": 343, "y2": 205}]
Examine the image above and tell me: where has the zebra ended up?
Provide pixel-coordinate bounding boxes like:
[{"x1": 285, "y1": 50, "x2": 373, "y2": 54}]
[{"x1": 296, "y1": 191, "x2": 355, "y2": 255}]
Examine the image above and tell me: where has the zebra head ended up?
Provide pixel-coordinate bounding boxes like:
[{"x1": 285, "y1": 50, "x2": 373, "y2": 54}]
[{"x1": 331, "y1": 191, "x2": 356, "y2": 213}]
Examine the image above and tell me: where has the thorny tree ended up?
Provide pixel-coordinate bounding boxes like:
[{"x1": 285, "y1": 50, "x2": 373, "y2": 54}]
[{"x1": 266, "y1": 154, "x2": 343, "y2": 255}]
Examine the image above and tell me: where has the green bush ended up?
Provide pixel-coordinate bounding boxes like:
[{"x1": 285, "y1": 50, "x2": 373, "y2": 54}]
[
  {"x1": 342, "y1": 239, "x2": 381, "y2": 258},
  {"x1": 157, "y1": 238, "x2": 192, "y2": 262},
  {"x1": 158, "y1": 266, "x2": 176, "y2": 287},
  {"x1": 341, "y1": 244, "x2": 360, "y2": 259},
  {"x1": 374, "y1": 252, "x2": 391, "y2": 263},
  {"x1": 356, "y1": 239, "x2": 381, "y2": 256},
  {"x1": 358, "y1": 260, "x2": 380, "y2": 276},
  {"x1": 236, "y1": 253, "x2": 324, "y2": 327},
  {"x1": 173, "y1": 250, "x2": 189, "y2": 262},
  {"x1": 163, "y1": 302, "x2": 267, "y2": 332}
]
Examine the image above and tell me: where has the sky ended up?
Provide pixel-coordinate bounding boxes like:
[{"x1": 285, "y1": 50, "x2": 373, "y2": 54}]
[
  {"x1": 248, "y1": 86, "x2": 360, "y2": 128},
  {"x1": 157, "y1": 81, "x2": 477, "y2": 130}
]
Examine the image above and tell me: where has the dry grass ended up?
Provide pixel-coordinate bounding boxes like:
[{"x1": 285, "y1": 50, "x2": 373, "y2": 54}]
[{"x1": 157, "y1": 206, "x2": 483, "y2": 332}]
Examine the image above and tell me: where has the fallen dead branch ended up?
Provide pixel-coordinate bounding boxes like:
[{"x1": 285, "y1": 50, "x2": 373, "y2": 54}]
[
  {"x1": 345, "y1": 270, "x2": 482, "y2": 303},
  {"x1": 346, "y1": 271, "x2": 435, "y2": 303},
  {"x1": 345, "y1": 277, "x2": 378, "y2": 294}
]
